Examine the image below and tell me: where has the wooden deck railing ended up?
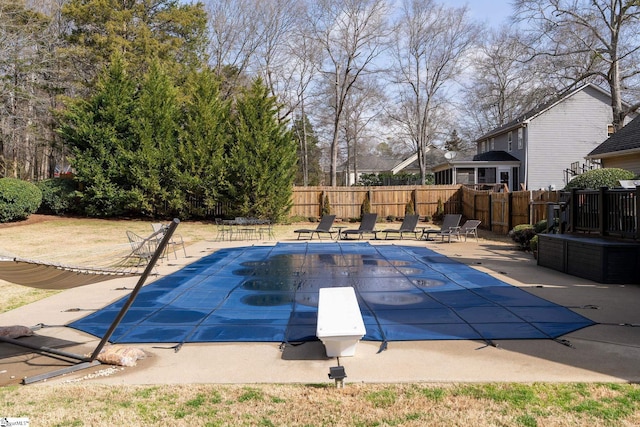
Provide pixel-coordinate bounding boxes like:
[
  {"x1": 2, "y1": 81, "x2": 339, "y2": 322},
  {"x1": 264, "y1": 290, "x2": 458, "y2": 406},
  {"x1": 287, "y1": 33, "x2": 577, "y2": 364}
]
[{"x1": 568, "y1": 187, "x2": 639, "y2": 239}]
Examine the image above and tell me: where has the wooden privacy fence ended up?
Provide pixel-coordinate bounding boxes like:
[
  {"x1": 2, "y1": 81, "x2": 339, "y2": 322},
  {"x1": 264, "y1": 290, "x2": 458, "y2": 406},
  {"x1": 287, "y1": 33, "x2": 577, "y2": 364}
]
[
  {"x1": 461, "y1": 186, "x2": 561, "y2": 234},
  {"x1": 291, "y1": 185, "x2": 561, "y2": 233},
  {"x1": 291, "y1": 186, "x2": 462, "y2": 220}
]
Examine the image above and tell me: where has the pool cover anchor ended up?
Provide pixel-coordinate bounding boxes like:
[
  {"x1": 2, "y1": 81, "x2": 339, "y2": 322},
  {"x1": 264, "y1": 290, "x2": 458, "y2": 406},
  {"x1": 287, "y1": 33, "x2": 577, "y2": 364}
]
[
  {"x1": 475, "y1": 339, "x2": 499, "y2": 350},
  {"x1": 554, "y1": 338, "x2": 575, "y2": 348}
]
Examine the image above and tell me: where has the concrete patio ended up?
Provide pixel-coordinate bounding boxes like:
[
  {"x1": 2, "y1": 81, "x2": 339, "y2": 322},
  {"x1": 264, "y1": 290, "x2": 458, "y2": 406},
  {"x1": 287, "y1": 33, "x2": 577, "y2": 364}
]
[{"x1": 1, "y1": 233, "x2": 639, "y2": 386}]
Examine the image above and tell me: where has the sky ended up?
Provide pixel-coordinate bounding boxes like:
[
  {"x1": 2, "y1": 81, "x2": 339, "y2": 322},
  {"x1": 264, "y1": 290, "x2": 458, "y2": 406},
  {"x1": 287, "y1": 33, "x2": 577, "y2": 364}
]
[{"x1": 445, "y1": 0, "x2": 515, "y2": 27}]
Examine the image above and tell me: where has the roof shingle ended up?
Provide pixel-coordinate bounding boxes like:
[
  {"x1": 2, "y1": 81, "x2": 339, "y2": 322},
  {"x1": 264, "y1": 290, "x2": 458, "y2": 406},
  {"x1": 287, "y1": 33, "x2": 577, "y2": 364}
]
[{"x1": 589, "y1": 115, "x2": 640, "y2": 156}]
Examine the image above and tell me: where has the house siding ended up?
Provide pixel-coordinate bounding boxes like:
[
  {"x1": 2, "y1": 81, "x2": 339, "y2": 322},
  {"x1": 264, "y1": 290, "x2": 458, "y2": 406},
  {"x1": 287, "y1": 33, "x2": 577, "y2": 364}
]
[
  {"x1": 526, "y1": 87, "x2": 613, "y2": 190},
  {"x1": 602, "y1": 153, "x2": 640, "y2": 176}
]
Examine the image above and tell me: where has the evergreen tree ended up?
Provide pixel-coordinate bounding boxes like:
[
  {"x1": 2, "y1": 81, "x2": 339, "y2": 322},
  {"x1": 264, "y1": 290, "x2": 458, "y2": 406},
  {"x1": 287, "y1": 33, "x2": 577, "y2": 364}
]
[
  {"x1": 62, "y1": 0, "x2": 208, "y2": 89},
  {"x1": 57, "y1": 56, "x2": 136, "y2": 216},
  {"x1": 227, "y1": 78, "x2": 297, "y2": 221},
  {"x1": 128, "y1": 61, "x2": 181, "y2": 216},
  {"x1": 444, "y1": 129, "x2": 464, "y2": 152},
  {"x1": 178, "y1": 69, "x2": 229, "y2": 214}
]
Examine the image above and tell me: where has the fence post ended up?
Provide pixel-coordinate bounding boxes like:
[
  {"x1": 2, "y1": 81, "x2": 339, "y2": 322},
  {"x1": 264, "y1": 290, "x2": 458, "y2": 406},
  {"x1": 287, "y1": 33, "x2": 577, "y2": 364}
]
[
  {"x1": 570, "y1": 188, "x2": 577, "y2": 232},
  {"x1": 488, "y1": 192, "x2": 493, "y2": 232},
  {"x1": 507, "y1": 192, "x2": 513, "y2": 231},
  {"x1": 473, "y1": 192, "x2": 477, "y2": 221},
  {"x1": 412, "y1": 188, "x2": 417, "y2": 217},
  {"x1": 636, "y1": 186, "x2": 640, "y2": 240},
  {"x1": 599, "y1": 186, "x2": 607, "y2": 236}
]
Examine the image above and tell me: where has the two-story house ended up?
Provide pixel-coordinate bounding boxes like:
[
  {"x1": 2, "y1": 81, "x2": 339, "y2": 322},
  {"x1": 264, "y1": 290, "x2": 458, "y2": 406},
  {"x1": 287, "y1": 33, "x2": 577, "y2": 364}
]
[{"x1": 434, "y1": 84, "x2": 630, "y2": 190}]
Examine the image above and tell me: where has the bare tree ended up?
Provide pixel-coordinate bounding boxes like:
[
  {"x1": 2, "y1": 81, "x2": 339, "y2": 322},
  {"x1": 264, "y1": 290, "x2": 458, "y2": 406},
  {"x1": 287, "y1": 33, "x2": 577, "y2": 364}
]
[
  {"x1": 33, "y1": 0, "x2": 75, "y2": 179},
  {"x1": 306, "y1": 0, "x2": 391, "y2": 187},
  {"x1": 204, "y1": 0, "x2": 265, "y2": 92},
  {"x1": 252, "y1": 0, "x2": 303, "y2": 116},
  {"x1": 288, "y1": 28, "x2": 323, "y2": 186},
  {"x1": 0, "y1": 0, "x2": 53, "y2": 179},
  {"x1": 514, "y1": 0, "x2": 640, "y2": 131},
  {"x1": 340, "y1": 76, "x2": 385, "y2": 185},
  {"x1": 458, "y1": 25, "x2": 557, "y2": 137},
  {"x1": 388, "y1": 0, "x2": 480, "y2": 184}
]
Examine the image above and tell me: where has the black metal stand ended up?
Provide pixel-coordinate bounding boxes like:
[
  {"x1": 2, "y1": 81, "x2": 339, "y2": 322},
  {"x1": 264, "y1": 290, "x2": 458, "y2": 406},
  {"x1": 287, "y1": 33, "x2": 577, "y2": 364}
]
[{"x1": 0, "y1": 219, "x2": 180, "y2": 385}]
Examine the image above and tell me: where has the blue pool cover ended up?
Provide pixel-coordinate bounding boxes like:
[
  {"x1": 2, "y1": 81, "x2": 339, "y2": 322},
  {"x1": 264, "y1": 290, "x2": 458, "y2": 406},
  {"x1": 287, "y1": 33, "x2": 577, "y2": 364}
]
[{"x1": 69, "y1": 243, "x2": 594, "y2": 344}]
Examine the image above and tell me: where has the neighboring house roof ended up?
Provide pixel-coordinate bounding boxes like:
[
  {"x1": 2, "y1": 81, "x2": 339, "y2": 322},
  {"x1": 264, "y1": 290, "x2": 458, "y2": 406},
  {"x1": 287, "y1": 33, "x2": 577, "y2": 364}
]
[
  {"x1": 588, "y1": 115, "x2": 640, "y2": 158},
  {"x1": 337, "y1": 155, "x2": 402, "y2": 173},
  {"x1": 433, "y1": 151, "x2": 520, "y2": 173},
  {"x1": 391, "y1": 154, "x2": 418, "y2": 174},
  {"x1": 472, "y1": 151, "x2": 519, "y2": 162},
  {"x1": 476, "y1": 83, "x2": 619, "y2": 141},
  {"x1": 390, "y1": 149, "x2": 448, "y2": 174}
]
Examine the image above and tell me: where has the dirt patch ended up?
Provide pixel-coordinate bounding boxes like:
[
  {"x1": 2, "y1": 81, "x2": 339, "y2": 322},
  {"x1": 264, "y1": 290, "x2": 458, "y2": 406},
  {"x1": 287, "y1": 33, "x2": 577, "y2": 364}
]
[{"x1": 0, "y1": 214, "x2": 66, "y2": 229}]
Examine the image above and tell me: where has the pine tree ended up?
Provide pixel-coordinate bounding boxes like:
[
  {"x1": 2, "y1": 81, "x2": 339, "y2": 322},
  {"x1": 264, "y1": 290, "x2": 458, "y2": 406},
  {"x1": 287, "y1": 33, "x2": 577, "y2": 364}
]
[
  {"x1": 444, "y1": 129, "x2": 464, "y2": 152},
  {"x1": 58, "y1": 56, "x2": 136, "y2": 216},
  {"x1": 129, "y1": 61, "x2": 181, "y2": 216},
  {"x1": 227, "y1": 78, "x2": 297, "y2": 221},
  {"x1": 178, "y1": 69, "x2": 230, "y2": 213},
  {"x1": 62, "y1": 0, "x2": 208, "y2": 88}
]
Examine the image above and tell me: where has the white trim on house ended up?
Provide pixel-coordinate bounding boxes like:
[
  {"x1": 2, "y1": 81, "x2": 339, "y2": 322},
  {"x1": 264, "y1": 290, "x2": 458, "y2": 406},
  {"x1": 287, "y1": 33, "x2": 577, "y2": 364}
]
[
  {"x1": 391, "y1": 153, "x2": 418, "y2": 175},
  {"x1": 587, "y1": 147, "x2": 640, "y2": 160}
]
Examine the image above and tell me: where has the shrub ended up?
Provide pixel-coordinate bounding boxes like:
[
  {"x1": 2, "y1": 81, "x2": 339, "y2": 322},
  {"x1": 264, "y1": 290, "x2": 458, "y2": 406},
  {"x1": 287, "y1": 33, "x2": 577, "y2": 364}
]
[
  {"x1": 0, "y1": 178, "x2": 42, "y2": 223},
  {"x1": 37, "y1": 178, "x2": 79, "y2": 215},
  {"x1": 432, "y1": 198, "x2": 444, "y2": 222},
  {"x1": 564, "y1": 168, "x2": 634, "y2": 190},
  {"x1": 533, "y1": 219, "x2": 548, "y2": 233},
  {"x1": 360, "y1": 194, "x2": 371, "y2": 218},
  {"x1": 321, "y1": 194, "x2": 331, "y2": 216},
  {"x1": 287, "y1": 215, "x2": 307, "y2": 223},
  {"x1": 530, "y1": 235, "x2": 539, "y2": 252},
  {"x1": 405, "y1": 198, "x2": 415, "y2": 216},
  {"x1": 508, "y1": 224, "x2": 536, "y2": 250}
]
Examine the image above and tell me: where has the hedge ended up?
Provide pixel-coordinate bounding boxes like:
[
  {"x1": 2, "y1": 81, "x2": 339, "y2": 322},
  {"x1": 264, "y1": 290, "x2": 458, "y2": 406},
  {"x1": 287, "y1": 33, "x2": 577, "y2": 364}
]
[{"x1": 0, "y1": 178, "x2": 42, "y2": 222}]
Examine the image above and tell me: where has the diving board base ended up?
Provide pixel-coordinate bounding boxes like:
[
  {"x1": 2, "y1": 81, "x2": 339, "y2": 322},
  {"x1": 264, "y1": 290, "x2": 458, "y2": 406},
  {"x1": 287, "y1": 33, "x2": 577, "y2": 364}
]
[{"x1": 316, "y1": 287, "x2": 366, "y2": 357}]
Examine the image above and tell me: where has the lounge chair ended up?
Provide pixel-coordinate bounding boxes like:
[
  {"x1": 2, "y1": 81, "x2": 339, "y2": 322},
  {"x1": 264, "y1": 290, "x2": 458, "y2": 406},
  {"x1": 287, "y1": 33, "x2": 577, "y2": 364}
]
[
  {"x1": 152, "y1": 223, "x2": 187, "y2": 258},
  {"x1": 422, "y1": 214, "x2": 462, "y2": 241},
  {"x1": 294, "y1": 215, "x2": 338, "y2": 240},
  {"x1": 376, "y1": 214, "x2": 420, "y2": 240},
  {"x1": 340, "y1": 213, "x2": 378, "y2": 240},
  {"x1": 445, "y1": 219, "x2": 481, "y2": 242}
]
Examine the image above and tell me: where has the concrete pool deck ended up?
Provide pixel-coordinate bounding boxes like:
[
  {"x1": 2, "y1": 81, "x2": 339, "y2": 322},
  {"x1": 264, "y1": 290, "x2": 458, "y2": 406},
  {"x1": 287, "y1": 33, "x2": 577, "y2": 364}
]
[{"x1": 1, "y1": 234, "x2": 639, "y2": 386}]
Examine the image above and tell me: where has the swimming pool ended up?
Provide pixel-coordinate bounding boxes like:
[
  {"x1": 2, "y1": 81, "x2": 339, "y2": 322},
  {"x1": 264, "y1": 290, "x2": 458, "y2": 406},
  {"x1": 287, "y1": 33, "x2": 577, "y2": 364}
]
[{"x1": 69, "y1": 242, "x2": 594, "y2": 345}]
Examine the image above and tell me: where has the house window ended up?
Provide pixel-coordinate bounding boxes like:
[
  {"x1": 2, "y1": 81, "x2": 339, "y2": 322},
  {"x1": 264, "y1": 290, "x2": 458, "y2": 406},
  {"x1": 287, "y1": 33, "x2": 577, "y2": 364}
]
[
  {"x1": 490, "y1": 138, "x2": 495, "y2": 150},
  {"x1": 517, "y1": 128, "x2": 523, "y2": 149},
  {"x1": 481, "y1": 141, "x2": 486, "y2": 153},
  {"x1": 478, "y1": 168, "x2": 496, "y2": 184},
  {"x1": 455, "y1": 168, "x2": 475, "y2": 185},
  {"x1": 507, "y1": 132, "x2": 513, "y2": 152},
  {"x1": 607, "y1": 124, "x2": 614, "y2": 136}
]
